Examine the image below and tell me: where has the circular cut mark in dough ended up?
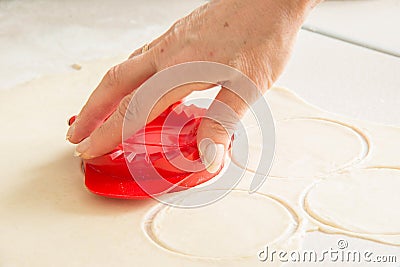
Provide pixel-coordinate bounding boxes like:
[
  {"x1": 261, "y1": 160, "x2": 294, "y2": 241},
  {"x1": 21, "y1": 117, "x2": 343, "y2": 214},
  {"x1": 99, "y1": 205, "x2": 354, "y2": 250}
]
[
  {"x1": 143, "y1": 190, "x2": 297, "y2": 259},
  {"x1": 231, "y1": 118, "x2": 368, "y2": 178},
  {"x1": 304, "y1": 168, "x2": 400, "y2": 235}
]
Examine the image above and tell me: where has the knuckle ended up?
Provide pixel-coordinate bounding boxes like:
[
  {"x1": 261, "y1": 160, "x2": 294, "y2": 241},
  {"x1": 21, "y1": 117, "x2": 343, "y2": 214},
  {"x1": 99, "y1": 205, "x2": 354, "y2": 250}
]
[
  {"x1": 232, "y1": 52, "x2": 274, "y2": 91},
  {"x1": 149, "y1": 47, "x2": 162, "y2": 71},
  {"x1": 170, "y1": 18, "x2": 185, "y2": 33},
  {"x1": 118, "y1": 94, "x2": 140, "y2": 122},
  {"x1": 129, "y1": 48, "x2": 141, "y2": 59},
  {"x1": 93, "y1": 123, "x2": 108, "y2": 140},
  {"x1": 152, "y1": 34, "x2": 176, "y2": 70},
  {"x1": 202, "y1": 118, "x2": 230, "y2": 136},
  {"x1": 117, "y1": 95, "x2": 130, "y2": 119},
  {"x1": 105, "y1": 64, "x2": 122, "y2": 88}
]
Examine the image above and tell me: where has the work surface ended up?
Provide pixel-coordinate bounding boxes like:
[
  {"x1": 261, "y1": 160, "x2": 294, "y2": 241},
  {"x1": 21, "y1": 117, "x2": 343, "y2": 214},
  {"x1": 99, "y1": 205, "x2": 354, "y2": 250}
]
[{"x1": 1, "y1": 1, "x2": 399, "y2": 266}]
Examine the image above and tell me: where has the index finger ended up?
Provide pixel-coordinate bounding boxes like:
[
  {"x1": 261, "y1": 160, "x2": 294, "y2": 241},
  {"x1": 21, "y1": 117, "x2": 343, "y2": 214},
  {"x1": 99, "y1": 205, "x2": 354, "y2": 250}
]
[{"x1": 66, "y1": 53, "x2": 156, "y2": 144}]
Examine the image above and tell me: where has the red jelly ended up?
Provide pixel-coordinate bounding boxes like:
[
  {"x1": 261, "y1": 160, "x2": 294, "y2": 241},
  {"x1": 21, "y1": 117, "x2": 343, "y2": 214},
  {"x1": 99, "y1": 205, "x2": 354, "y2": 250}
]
[{"x1": 69, "y1": 102, "x2": 222, "y2": 199}]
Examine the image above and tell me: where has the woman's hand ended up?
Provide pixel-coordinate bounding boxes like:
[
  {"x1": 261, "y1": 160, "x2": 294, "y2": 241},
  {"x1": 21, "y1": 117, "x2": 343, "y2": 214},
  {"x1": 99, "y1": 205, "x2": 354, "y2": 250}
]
[{"x1": 66, "y1": 0, "x2": 319, "y2": 172}]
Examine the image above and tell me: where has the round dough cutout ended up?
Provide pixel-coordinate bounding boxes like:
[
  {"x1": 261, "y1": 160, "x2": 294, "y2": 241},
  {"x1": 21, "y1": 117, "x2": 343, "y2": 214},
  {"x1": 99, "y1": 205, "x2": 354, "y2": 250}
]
[
  {"x1": 144, "y1": 190, "x2": 297, "y2": 259},
  {"x1": 304, "y1": 168, "x2": 400, "y2": 235},
  {"x1": 232, "y1": 118, "x2": 368, "y2": 178}
]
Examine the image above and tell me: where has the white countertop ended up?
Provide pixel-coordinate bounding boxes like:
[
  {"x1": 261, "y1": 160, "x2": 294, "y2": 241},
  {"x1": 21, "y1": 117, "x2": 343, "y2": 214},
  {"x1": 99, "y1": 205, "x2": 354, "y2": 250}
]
[
  {"x1": 0, "y1": 0, "x2": 204, "y2": 89},
  {"x1": 304, "y1": 0, "x2": 400, "y2": 57},
  {"x1": 276, "y1": 30, "x2": 400, "y2": 126}
]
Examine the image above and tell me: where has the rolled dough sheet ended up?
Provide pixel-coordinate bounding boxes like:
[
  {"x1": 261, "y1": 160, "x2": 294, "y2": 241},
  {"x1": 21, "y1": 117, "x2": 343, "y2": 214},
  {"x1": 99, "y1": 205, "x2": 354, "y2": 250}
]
[
  {"x1": 232, "y1": 87, "x2": 400, "y2": 245},
  {"x1": 0, "y1": 57, "x2": 299, "y2": 267},
  {"x1": 285, "y1": 231, "x2": 400, "y2": 267},
  {"x1": 144, "y1": 189, "x2": 298, "y2": 259},
  {"x1": 304, "y1": 168, "x2": 400, "y2": 245},
  {"x1": 1, "y1": 56, "x2": 399, "y2": 266},
  {"x1": 233, "y1": 86, "x2": 400, "y2": 177},
  {"x1": 232, "y1": 118, "x2": 368, "y2": 178}
]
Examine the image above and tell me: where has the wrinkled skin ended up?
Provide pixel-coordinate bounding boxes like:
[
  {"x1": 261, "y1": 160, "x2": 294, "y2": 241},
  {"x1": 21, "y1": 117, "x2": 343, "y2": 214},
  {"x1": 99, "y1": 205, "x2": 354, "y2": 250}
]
[{"x1": 67, "y1": 0, "x2": 320, "y2": 172}]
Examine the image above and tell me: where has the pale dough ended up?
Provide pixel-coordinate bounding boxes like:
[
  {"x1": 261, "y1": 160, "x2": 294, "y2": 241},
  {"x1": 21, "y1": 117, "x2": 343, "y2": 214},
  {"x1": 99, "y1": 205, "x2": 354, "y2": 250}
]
[
  {"x1": 232, "y1": 118, "x2": 368, "y2": 178},
  {"x1": 285, "y1": 232, "x2": 400, "y2": 267},
  {"x1": 1, "y1": 56, "x2": 399, "y2": 266},
  {"x1": 144, "y1": 189, "x2": 297, "y2": 259},
  {"x1": 304, "y1": 168, "x2": 400, "y2": 244}
]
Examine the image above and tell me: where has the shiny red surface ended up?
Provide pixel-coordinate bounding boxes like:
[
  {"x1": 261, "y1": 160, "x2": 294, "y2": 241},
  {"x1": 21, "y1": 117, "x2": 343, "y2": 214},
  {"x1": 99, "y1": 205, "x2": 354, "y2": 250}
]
[{"x1": 69, "y1": 103, "x2": 221, "y2": 199}]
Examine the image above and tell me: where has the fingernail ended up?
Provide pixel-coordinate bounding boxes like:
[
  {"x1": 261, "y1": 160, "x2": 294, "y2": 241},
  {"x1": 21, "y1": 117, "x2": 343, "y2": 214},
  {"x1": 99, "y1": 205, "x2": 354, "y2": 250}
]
[
  {"x1": 199, "y1": 139, "x2": 225, "y2": 174},
  {"x1": 75, "y1": 137, "x2": 91, "y2": 158},
  {"x1": 66, "y1": 124, "x2": 75, "y2": 141}
]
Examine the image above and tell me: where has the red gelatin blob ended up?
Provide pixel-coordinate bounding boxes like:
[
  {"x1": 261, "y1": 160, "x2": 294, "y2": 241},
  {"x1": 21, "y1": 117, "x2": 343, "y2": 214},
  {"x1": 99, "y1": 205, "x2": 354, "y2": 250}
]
[{"x1": 69, "y1": 102, "x2": 222, "y2": 199}]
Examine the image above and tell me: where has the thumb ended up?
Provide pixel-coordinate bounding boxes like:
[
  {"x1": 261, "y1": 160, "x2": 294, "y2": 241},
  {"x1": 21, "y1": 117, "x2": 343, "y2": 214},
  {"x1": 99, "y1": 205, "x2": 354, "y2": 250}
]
[
  {"x1": 197, "y1": 120, "x2": 230, "y2": 174},
  {"x1": 197, "y1": 88, "x2": 249, "y2": 173}
]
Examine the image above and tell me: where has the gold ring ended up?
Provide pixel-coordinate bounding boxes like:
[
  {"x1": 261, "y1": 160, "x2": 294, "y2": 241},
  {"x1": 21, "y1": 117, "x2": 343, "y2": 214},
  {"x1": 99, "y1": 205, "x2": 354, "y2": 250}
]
[{"x1": 141, "y1": 43, "x2": 150, "y2": 53}]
